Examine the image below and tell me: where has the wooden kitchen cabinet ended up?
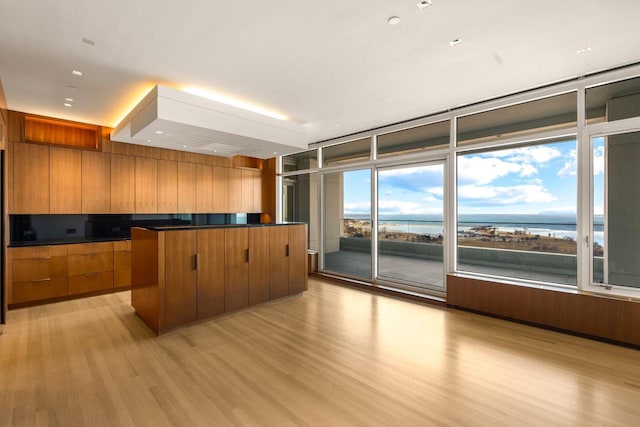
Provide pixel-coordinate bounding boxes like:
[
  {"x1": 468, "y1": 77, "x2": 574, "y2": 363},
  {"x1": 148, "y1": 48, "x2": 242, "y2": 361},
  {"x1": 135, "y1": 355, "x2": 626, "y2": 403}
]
[
  {"x1": 67, "y1": 242, "x2": 114, "y2": 295},
  {"x1": 212, "y1": 166, "x2": 229, "y2": 212},
  {"x1": 111, "y1": 154, "x2": 135, "y2": 213},
  {"x1": 82, "y1": 150, "x2": 111, "y2": 213},
  {"x1": 195, "y1": 163, "x2": 214, "y2": 213},
  {"x1": 288, "y1": 224, "x2": 308, "y2": 294},
  {"x1": 196, "y1": 229, "x2": 225, "y2": 318},
  {"x1": 12, "y1": 142, "x2": 49, "y2": 214},
  {"x1": 253, "y1": 170, "x2": 263, "y2": 213},
  {"x1": 249, "y1": 227, "x2": 270, "y2": 305},
  {"x1": 177, "y1": 161, "x2": 196, "y2": 213},
  {"x1": 241, "y1": 169, "x2": 254, "y2": 213},
  {"x1": 225, "y1": 227, "x2": 249, "y2": 312},
  {"x1": 157, "y1": 160, "x2": 178, "y2": 213},
  {"x1": 164, "y1": 230, "x2": 197, "y2": 329},
  {"x1": 228, "y1": 168, "x2": 242, "y2": 212},
  {"x1": 49, "y1": 147, "x2": 82, "y2": 213},
  {"x1": 135, "y1": 157, "x2": 158, "y2": 213},
  {"x1": 269, "y1": 226, "x2": 290, "y2": 299},
  {"x1": 114, "y1": 240, "x2": 132, "y2": 288},
  {"x1": 10, "y1": 245, "x2": 68, "y2": 304}
]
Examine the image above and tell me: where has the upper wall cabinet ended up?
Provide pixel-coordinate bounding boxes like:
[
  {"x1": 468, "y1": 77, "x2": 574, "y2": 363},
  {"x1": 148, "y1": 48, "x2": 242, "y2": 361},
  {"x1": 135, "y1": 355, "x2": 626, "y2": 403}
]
[
  {"x1": 82, "y1": 151, "x2": 111, "y2": 213},
  {"x1": 157, "y1": 159, "x2": 178, "y2": 213},
  {"x1": 50, "y1": 147, "x2": 82, "y2": 213},
  {"x1": 111, "y1": 154, "x2": 135, "y2": 213},
  {"x1": 12, "y1": 142, "x2": 50, "y2": 214},
  {"x1": 135, "y1": 157, "x2": 158, "y2": 213}
]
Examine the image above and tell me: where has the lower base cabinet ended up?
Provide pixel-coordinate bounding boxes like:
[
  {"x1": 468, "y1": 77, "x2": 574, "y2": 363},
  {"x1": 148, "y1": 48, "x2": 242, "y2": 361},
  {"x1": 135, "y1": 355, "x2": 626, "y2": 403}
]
[
  {"x1": 131, "y1": 224, "x2": 308, "y2": 335},
  {"x1": 8, "y1": 241, "x2": 126, "y2": 306}
]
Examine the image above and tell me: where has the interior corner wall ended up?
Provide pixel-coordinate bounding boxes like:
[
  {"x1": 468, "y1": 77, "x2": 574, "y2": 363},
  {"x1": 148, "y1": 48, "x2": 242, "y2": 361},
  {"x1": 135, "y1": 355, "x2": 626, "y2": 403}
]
[{"x1": 323, "y1": 172, "x2": 342, "y2": 253}]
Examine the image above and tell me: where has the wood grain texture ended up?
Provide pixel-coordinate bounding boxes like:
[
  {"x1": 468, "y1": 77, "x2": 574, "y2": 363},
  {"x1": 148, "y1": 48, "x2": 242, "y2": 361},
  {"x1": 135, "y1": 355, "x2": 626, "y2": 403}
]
[
  {"x1": 248, "y1": 227, "x2": 270, "y2": 305},
  {"x1": 110, "y1": 154, "x2": 135, "y2": 213},
  {"x1": 164, "y1": 231, "x2": 198, "y2": 330},
  {"x1": 1, "y1": 278, "x2": 639, "y2": 426},
  {"x1": 68, "y1": 271, "x2": 113, "y2": 295},
  {"x1": 228, "y1": 168, "x2": 242, "y2": 212},
  {"x1": 7, "y1": 110, "x2": 22, "y2": 143},
  {"x1": 241, "y1": 169, "x2": 254, "y2": 213},
  {"x1": 157, "y1": 159, "x2": 178, "y2": 213},
  {"x1": 225, "y1": 227, "x2": 249, "y2": 312},
  {"x1": 212, "y1": 166, "x2": 229, "y2": 212},
  {"x1": 82, "y1": 150, "x2": 111, "y2": 213},
  {"x1": 269, "y1": 226, "x2": 289, "y2": 299},
  {"x1": 12, "y1": 142, "x2": 49, "y2": 213},
  {"x1": 288, "y1": 224, "x2": 308, "y2": 294},
  {"x1": 196, "y1": 229, "x2": 225, "y2": 318},
  {"x1": 176, "y1": 161, "x2": 196, "y2": 213},
  {"x1": 135, "y1": 157, "x2": 158, "y2": 213},
  {"x1": 195, "y1": 163, "x2": 213, "y2": 213},
  {"x1": 131, "y1": 227, "x2": 161, "y2": 334},
  {"x1": 447, "y1": 274, "x2": 640, "y2": 346},
  {"x1": 24, "y1": 114, "x2": 99, "y2": 149},
  {"x1": 49, "y1": 147, "x2": 81, "y2": 213},
  {"x1": 252, "y1": 170, "x2": 263, "y2": 213}
]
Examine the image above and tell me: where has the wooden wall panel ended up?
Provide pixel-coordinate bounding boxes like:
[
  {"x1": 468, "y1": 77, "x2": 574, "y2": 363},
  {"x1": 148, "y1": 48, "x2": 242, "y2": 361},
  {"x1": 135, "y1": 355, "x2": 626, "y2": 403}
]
[
  {"x1": 8, "y1": 111, "x2": 23, "y2": 143},
  {"x1": 447, "y1": 275, "x2": 640, "y2": 346},
  {"x1": 24, "y1": 115, "x2": 99, "y2": 150},
  {"x1": 110, "y1": 154, "x2": 135, "y2": 213},
  {"x1": 81, "y1": 150, "x2": 111, "y2": 213},
  {"x1": 228, "y1": 168, "x2": 242, "y2": 212},
  {"x1": 135, "y1": 157, "x2": 157, "y2": 213}
]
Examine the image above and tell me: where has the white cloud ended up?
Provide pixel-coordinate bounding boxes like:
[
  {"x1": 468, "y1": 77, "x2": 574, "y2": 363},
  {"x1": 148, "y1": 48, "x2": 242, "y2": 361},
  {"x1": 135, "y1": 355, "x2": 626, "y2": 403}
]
[
  {"x1": 344, "y1": 201, "x2": 371, "y2": 214},
  {"x1": 593, "y1": 145, "x2": 605, "y2": 176},
  {"x1": 426, "y1": 186, "x2": 443, "y2": 196},
  {"x1": 492, "y1": 145, "x2": 562, "y2": 163},
  {"x1": 520, "y1": 163, "x2": 538, "y2": 177},
  {"x1": 558, "y1": 149, "x2": 577, "y2": 177},
  {"x1": 458, "y1": 184, "x2": 556, "y2": 205},
  {"x1": 457, "y1": 155, "x2": 522, "y2": 185}
]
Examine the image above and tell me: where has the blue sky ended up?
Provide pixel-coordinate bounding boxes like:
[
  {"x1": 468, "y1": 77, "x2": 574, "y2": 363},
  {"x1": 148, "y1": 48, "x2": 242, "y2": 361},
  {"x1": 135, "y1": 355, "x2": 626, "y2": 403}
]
[{"x1": 342, "y1": 138, "x2": 603, "y2": 216}]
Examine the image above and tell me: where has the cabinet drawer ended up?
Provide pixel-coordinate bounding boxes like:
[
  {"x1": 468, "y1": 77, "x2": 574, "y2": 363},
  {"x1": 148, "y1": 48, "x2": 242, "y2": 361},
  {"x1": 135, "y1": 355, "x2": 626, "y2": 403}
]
[
  {"x1": 13, "y1": 277, "x2": 68, "y2": 304},
  {"x1": 68, "y1": 252, "x2": 113, "y2": 276},
  {"x1": 10, "y1": 245, "x2": 68, "y2": 259},
  {"x1": 67, "y1": 241, "x2": 113, "y2": 255},
  {"x1": 68, "y1": 271, "x2": 113, "y2": 295},
  {"x1": 13, "y1": 256, "x2": 67, "y2": 282}
]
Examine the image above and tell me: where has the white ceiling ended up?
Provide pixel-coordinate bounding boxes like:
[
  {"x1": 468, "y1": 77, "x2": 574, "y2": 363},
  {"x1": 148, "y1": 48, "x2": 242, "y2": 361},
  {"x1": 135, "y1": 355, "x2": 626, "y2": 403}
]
[{"x1": 1, "y1": 0, "x2": 639, "y2": 146}]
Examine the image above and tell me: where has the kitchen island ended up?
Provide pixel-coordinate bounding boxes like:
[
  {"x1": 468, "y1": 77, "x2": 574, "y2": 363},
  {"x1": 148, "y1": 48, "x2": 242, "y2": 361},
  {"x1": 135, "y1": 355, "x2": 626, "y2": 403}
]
[{"x1": 131, "y1": 223, "x2": 307, "y2": 334}]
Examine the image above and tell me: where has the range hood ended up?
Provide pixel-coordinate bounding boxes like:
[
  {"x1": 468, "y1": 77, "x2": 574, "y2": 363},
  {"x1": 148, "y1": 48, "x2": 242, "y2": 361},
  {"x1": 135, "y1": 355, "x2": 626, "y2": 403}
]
[{"x1": 111, "y1": 85, "x2": 308, "y2": 158}]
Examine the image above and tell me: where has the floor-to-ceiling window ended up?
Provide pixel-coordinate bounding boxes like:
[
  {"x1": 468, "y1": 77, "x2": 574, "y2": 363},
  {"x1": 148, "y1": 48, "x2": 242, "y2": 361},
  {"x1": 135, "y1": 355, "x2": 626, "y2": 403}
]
[
  {"x1": 377, "y1": 163, "x2": 445, "y2": 289},
  {"x1": 322, "y1": 168, "x2": 372, "y2": 279},
  {"x1": 279, "y1": 65, "x2": 640, "y2": 300}
]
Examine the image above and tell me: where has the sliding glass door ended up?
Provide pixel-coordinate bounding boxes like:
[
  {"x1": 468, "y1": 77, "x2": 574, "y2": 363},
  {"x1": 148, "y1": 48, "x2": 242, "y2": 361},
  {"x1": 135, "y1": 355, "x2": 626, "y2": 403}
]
[
  {"x1": 322, "y1": 169, "x2": 372, "y2": 279},
  {"x1": 377, "y1": 162, "x2": 445, "y2": 289}
]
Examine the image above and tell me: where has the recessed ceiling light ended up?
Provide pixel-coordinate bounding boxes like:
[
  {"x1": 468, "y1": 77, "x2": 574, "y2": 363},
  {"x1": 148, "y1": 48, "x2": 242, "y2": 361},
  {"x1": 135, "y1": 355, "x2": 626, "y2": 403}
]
[
  {"x1": 417, "y1": 0, "x2": 432, "y2": 10},
  {"x1": 387, "y1": 16, "x2": 400, "y2": 25},
  {"x1": 147, "y1": 139, "x2": 152, "y2": 143},
  {"x1": 155, "y1": 130, "x2": 163, "y2": 134},
  {"x1": 81, "y1": 37, "x2": 95, "y2": 46},
  {"x1": 577, "y1": 47, "x2": 592, "y2": 55},
  {"x1": 72, "y1": 70, "x2": 83, "y2": 76},
  {"x1": 63, "y1": 103, "x2": 72, "y2": 107},
  {"x1": 64, "y1": 97, "x2": 74, "y2": 102},
  {"x1": 449, "y1": 38, "x2": 462, "y2": 46}
]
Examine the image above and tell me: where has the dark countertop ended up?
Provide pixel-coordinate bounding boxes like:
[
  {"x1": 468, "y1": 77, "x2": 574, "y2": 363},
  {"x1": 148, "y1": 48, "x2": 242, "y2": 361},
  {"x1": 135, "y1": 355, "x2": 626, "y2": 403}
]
[
  {"x1": 139, "y1": 222, "x2": 305, "y2": 231},
  {"x1": 9, "y1": 236, "x2": 131, "y2": 248}
]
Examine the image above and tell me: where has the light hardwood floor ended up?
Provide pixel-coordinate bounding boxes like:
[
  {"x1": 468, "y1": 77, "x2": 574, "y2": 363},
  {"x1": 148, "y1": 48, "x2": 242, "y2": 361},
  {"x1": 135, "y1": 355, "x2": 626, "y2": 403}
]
[{"x1": 1, "y1": 277, "x2": 639, "y2": 426}]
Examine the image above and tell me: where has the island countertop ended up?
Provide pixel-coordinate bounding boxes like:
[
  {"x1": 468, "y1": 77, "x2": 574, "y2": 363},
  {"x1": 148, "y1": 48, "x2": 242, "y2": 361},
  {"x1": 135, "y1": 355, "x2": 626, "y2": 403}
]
[{"x1": 140, "y1": 222, "x2": 305, "y2": 231}]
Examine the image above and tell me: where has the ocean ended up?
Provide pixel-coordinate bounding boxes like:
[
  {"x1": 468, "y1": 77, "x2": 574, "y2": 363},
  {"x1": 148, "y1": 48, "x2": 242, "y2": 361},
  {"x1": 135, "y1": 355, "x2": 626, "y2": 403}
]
[{"x1": 347, "y1": 214, "x2": 605, "y2": 245}]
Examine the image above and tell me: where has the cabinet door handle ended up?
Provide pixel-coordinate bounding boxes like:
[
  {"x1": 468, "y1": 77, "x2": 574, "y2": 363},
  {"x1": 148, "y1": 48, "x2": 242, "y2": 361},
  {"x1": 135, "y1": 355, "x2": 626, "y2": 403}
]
[
  {"x1": 83, "y1": 272, "x2": 102, "y2": 277},
  {"x1": 286, "y1": 244, "x2": 289, "y2": 257},
  {"x1": 194, "y1": 254, "x2": 200, "y2": 270},
  {"x1": 32, "y1": 278, "x2": 52, "y2": 283},
  {"x1": 26, "y1": 256, "x2": 52, "y2": 260},
  {"x1": 246, "y1": 248, "x2": 251, "y2": 263}
]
